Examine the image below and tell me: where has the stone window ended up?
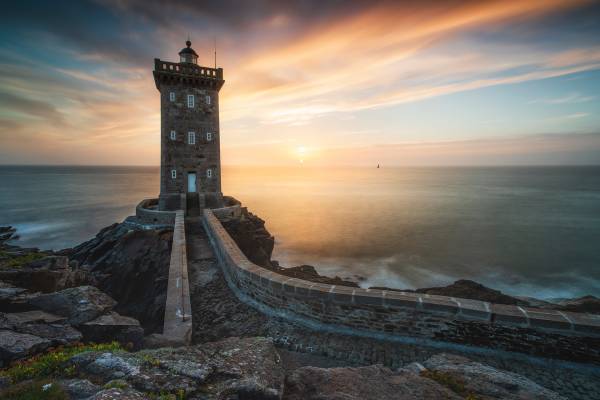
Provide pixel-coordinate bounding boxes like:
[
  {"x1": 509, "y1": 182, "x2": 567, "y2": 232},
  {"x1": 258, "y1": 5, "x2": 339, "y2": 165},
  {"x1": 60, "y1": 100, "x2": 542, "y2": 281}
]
[
  {"x1": 206, "y1": 169, "x2": 212, "y2": 178},
  {"x1": 187, "y1": 94, "x2": 195, "y2": 108},
  {"x1": 170, "y1": 130, "x2": 176, "y2": 140},
  {"x1": 171, "y1": 169, "x2": 177, "y2": 179},
  {"x1": 206, "y1": 95, "x2": 211, "y2": 105},
  {"x1": 188, "y1": 131, "x2": 195, "y2": 145},
  {"x1": 169, "y1": 92, "x2": 175, "y2": 102},
  {"x1": 207, "y1": 132, "x2": 212, "y2": 141}
]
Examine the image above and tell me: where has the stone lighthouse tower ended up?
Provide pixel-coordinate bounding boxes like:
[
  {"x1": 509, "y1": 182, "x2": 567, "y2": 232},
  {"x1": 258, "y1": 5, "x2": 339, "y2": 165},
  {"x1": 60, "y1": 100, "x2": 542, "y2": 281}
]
[{"x1": 153, "y1": 40, "x2": 225, "y2": 211}]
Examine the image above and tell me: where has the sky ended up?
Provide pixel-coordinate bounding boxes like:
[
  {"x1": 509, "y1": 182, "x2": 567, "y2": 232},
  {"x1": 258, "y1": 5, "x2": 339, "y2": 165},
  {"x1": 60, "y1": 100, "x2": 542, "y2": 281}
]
[{"x1": 1, "y1": 0, "x2": 600, "y2": 166}]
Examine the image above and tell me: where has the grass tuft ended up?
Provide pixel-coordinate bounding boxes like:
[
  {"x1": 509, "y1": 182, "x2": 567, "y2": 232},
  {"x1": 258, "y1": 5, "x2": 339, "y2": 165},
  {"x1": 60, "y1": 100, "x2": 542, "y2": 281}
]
[
  {"x1": 420, "y1": 370, "x2": 481, "y2": 399},
  {"x1": 0, "y1": 342, "x2": 123, "y2": 384},
  {"x1": 0, "y1": 379, "x2": 69, "y2": 400},
  {"x1": 0, "y1": 252, "x2": 46, "y2": 269}
]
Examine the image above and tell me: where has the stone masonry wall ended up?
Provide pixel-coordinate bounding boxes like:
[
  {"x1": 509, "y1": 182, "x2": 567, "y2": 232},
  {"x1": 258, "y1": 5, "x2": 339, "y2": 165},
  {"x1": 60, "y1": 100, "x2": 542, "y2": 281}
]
[
  {"x1": 135, "y1": 198, "x2": 177, "y2": 226},
  {"x1": 163, "y1": 210, "x2": 192, "y2": 344},
  {"x1": 203, "y1": 209, "x2": 600, "y2": 365},
  {"x1": 154, "y1": 59, "x2": 224, "y2": 209}
]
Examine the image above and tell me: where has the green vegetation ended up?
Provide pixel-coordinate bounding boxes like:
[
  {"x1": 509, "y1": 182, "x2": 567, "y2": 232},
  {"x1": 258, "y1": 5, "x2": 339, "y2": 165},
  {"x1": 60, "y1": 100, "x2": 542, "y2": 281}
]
[
  {"x1": 103, "y1": 379, "x2": 129, "y2": 390},
  {"x1": 0, "y1": 342, "x2": 123, "y2": 384},
  {"x1": 420, "y1": 370, "x2": 481, "y2": 400},
  {"x1": 0, "y1": 251, "x2": 46, "y2": 269},
  {"x1": 0, "y1": 379, "x2": 69, "y2": 400},
  {"x1": 147, "y1": 390, "x2": 187, "y2": 400},
  {"x1": 140, "y1": 353, "x2": 162, "y2": 367}
]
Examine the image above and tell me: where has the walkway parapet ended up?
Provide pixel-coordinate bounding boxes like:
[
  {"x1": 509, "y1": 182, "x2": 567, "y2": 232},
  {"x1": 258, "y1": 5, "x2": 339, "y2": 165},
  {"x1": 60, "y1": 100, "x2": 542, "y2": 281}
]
[
  {"x1": 163, "y1": 210, "x2": 192, "y2": 344},
  {"x1": 203, "y1": 208, "x2": 600, "y2": 365}
]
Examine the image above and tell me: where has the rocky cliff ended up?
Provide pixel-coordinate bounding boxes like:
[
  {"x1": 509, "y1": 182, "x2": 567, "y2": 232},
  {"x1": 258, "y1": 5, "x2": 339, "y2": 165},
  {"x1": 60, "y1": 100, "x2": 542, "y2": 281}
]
[
  {"x1": 66, "y1": 223, "x2": 173, "y2": 333},
  {"x1": 220, "y1": 208, "x2": 359, "y2": 287},
  {"x1": 2, "y1": 218, "x2": 598, "y2": 399},
  {"x1": 0, "y1": 336, "x2": 569, "y2": 399}
]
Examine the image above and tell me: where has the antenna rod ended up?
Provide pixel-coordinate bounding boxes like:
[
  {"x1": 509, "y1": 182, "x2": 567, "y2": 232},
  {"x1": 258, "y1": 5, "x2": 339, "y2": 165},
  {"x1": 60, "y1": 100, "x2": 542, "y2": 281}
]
[{"x1": 214, "y1": 37, "x2": 217, "y2": 69}]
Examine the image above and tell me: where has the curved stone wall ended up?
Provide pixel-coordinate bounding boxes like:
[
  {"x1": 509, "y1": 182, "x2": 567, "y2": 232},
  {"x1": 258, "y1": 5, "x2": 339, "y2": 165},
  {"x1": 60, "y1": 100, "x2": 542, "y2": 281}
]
[
  {"x1": 135, "y1": 198, "x2": 177, "y2": 226},
  {"x1": 212, "y1": 204, "x2": 243, "y2": 219},
  {"x1": 203, "y1": 209, "x2": 600, "y2": 365}
]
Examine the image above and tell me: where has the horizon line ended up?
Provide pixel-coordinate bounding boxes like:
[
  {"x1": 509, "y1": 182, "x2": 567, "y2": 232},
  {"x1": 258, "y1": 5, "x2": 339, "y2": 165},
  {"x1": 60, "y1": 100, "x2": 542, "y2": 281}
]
[{"x1": 1, "y1": 163, "x2": 600, "y2": 168}]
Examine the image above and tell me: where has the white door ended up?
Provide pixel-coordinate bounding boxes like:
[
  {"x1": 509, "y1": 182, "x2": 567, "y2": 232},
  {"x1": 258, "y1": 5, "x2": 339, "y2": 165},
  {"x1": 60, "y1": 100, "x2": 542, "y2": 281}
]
[{"x1": 187, "y1": 173, "x2": 196, "y2": 192}]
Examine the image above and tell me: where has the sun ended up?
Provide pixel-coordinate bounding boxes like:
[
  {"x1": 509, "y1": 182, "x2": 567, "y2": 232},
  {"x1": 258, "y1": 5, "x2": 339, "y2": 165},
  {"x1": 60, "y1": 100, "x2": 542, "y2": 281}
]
[{"x1": 296, "y1": 146, "x2": 307, "y2": 164}]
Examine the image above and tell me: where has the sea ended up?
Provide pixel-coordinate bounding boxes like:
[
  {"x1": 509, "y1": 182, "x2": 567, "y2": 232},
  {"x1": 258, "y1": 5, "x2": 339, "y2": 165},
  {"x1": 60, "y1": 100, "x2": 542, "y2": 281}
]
[{"x1": 1, "y1": 165, "x2": 599, "y2": 300}]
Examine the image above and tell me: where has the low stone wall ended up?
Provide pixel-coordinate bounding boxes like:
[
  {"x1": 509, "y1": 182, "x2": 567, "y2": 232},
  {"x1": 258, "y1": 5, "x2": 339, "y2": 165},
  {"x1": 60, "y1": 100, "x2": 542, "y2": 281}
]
[
  {"x1": 135, "y1": 198, "x2": 177, "y2": 226},
  {"x1": 212, "y1": 204, "x2": 243, "y2": 220},
  {"x1": 203, "y1": 209, "x2": 600, "y2": 365},
  {"x1": 163, "y1": 210, "x2": 192, "y2": 344}
]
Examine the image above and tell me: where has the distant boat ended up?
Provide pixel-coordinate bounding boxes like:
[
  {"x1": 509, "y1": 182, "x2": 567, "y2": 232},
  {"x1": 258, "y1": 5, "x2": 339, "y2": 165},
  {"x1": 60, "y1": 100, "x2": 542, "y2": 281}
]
[{"x1": 377, "y1": 164, "x2": 380, "y2": 169}]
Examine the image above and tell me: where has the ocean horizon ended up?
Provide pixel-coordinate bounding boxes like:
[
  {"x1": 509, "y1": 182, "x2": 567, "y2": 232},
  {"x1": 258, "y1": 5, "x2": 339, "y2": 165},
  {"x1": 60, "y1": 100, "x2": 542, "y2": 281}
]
[{"x1": 1, "y1": 164, "x2": 599, "y2": 300}]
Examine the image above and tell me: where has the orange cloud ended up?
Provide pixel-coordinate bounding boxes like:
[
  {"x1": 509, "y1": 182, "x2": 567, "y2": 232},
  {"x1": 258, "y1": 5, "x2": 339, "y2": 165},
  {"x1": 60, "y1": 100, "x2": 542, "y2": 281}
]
[
  {"x1": 217, "y1": 0, "x2": 594, "y2": 127},
  {"x1": 1, "y1": 0, "x2": 598, "y2": 166}
]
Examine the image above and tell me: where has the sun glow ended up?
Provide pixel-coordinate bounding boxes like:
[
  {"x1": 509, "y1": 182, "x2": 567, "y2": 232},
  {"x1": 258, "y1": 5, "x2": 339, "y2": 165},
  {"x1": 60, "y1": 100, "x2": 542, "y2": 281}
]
[{"x1": 296, "y1": 146, "x2": 307, "y2": 164}]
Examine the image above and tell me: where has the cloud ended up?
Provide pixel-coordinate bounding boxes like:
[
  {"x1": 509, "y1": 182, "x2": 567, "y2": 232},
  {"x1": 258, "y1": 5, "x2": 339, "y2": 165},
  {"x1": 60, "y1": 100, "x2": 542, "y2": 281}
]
[
  {"x1": 216, "y1": 1, "x2": 599, "y2": 124},
  {"x1": 529, "y1": 92, "x2": 595, "y2": 104},
  {"x1": 222, "y1": 132, "x2": 600, "y2": 166},
  {"x1": 564, "y1": 112, "x2": 589, "y2": 119},
  {"x1": 1, "y1": 0, "x2": 599, "y2": 165},
  {"x1": 0, "y1": 91, "x2": 67, "y2": 127}
]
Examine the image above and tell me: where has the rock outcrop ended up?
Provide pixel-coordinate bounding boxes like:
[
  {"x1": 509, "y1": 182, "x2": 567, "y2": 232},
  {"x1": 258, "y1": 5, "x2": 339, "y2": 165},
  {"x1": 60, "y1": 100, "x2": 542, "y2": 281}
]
[
  {"x1": 219, "y1": 213, "x2": 358, "y2": 287},
  {"x1": 68, "y1": 223, "x2": 173, "y2": 333},
  {"x1": 220, "y1": 208, "x2": 275, "y2": 268},
  {"x1": 79, "y1": 312, "x2": 144, "y2": 350},
  {"x1": 284, "y1": 353, "x2": 567, "y2": 400},
  {"x1": 415, "y1": 279, "x2": 525, "y2": 305},
  {"x1": 0, "y1": 226, "x2": 94, "y2": 295},
  {"x1": 276, "y1": 264, "x2": 359, "y2": 287},
  {"x1": 0, "y1": 330, "x2": 52, "y2": 365},
  {"x1": 553, "y1": 295, "x2": 600, "y2": 314},
  {"x1": 66, "y1": 336, "x2": 284, "y2": 399},
  {"x1": 28, "y1": 285, "x2": 116, "y2": 326},
  {"x1": 419, "y1": 353, "x2": 567, "y2": 400},
  {"x1": 284, "y1": 364, "x2": 461, "y2": 400},
  {"x1": 0, "y1": 285, "x2": 143, "y2": 365}
]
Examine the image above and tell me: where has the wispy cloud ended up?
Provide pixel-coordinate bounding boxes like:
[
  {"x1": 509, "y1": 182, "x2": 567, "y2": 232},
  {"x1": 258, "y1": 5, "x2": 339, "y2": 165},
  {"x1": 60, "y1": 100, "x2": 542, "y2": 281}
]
[
  {"x1": 529, "y1": 92, "x2": 595, "y2": 104},
  {"x1": 1, "y1": 0, "x2": 599, "y2": 165},
  {"x1": 564, "y1": 112, "x2": 589, "y2": 119}
]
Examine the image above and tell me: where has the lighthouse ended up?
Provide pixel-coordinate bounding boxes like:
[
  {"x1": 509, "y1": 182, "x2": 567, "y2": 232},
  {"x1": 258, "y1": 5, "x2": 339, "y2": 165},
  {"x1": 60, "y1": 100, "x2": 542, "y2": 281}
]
[{"x1": 153, "y1": 40, "x2": 225, "y2": 212}]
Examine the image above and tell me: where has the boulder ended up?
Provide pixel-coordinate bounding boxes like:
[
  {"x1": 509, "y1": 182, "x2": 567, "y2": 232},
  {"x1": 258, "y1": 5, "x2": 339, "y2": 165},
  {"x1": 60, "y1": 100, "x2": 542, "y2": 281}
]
[
  {"x1": 557, "y1": 295, "x2": 600, "y2": 314},
  {"x1": 220, "y1": 209, "x2": 275, "y2": 268},
  {"x1": 59, "y1": 379, "x2": 102, "y2": 399},
  {"x1": 0, "y1": 311, "x2": 82, "y2": 347},
  {"x1": 421, "y1": 353, "x2": 566, "y2": 400},
  {"x1": 25, "y1": 255, "x2": 69, "y2": 270},
  {"x1": 143, "y1": 333, "x2": 187, "y2": 349},
  {"x1": 0, "y1": 285, "x2": 37, "y2": 312},
  {"x1": 0, "y1": 227, "x2": 17, "y2": 243},
  {"x1": 284, "y1": 364, "x2": 461, "y2": 400},
  {"x1": 0, "y1": 310, "x2": 66, "y2": 329},
  {"x1": 68, "y1": 336, "x2": 284, "y2": 399},
  {"x1": 70, "y1": 351, "x2": 141, "y2": 381},
  {"x1": 415, "y1": 279, "x2": 525, "y2": 305},
  {"x1": 28, "y1": 285, "x2": 116, "y2": 325},
  {"x1": 0, "y1": 256, "x2": 94, "y2": 293},
  {"x1": 17, "y1": 322, "x2": 82, "y2": 346},
  {"x1": 89, "y1": 387, "x2": 146, "y2": 399},
  {"x1": 0, "y1": 329, "x2": 51, "y2": 366},
  {"x1": 79, "y1": 311, "x2": 144, "y2": 349}
]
